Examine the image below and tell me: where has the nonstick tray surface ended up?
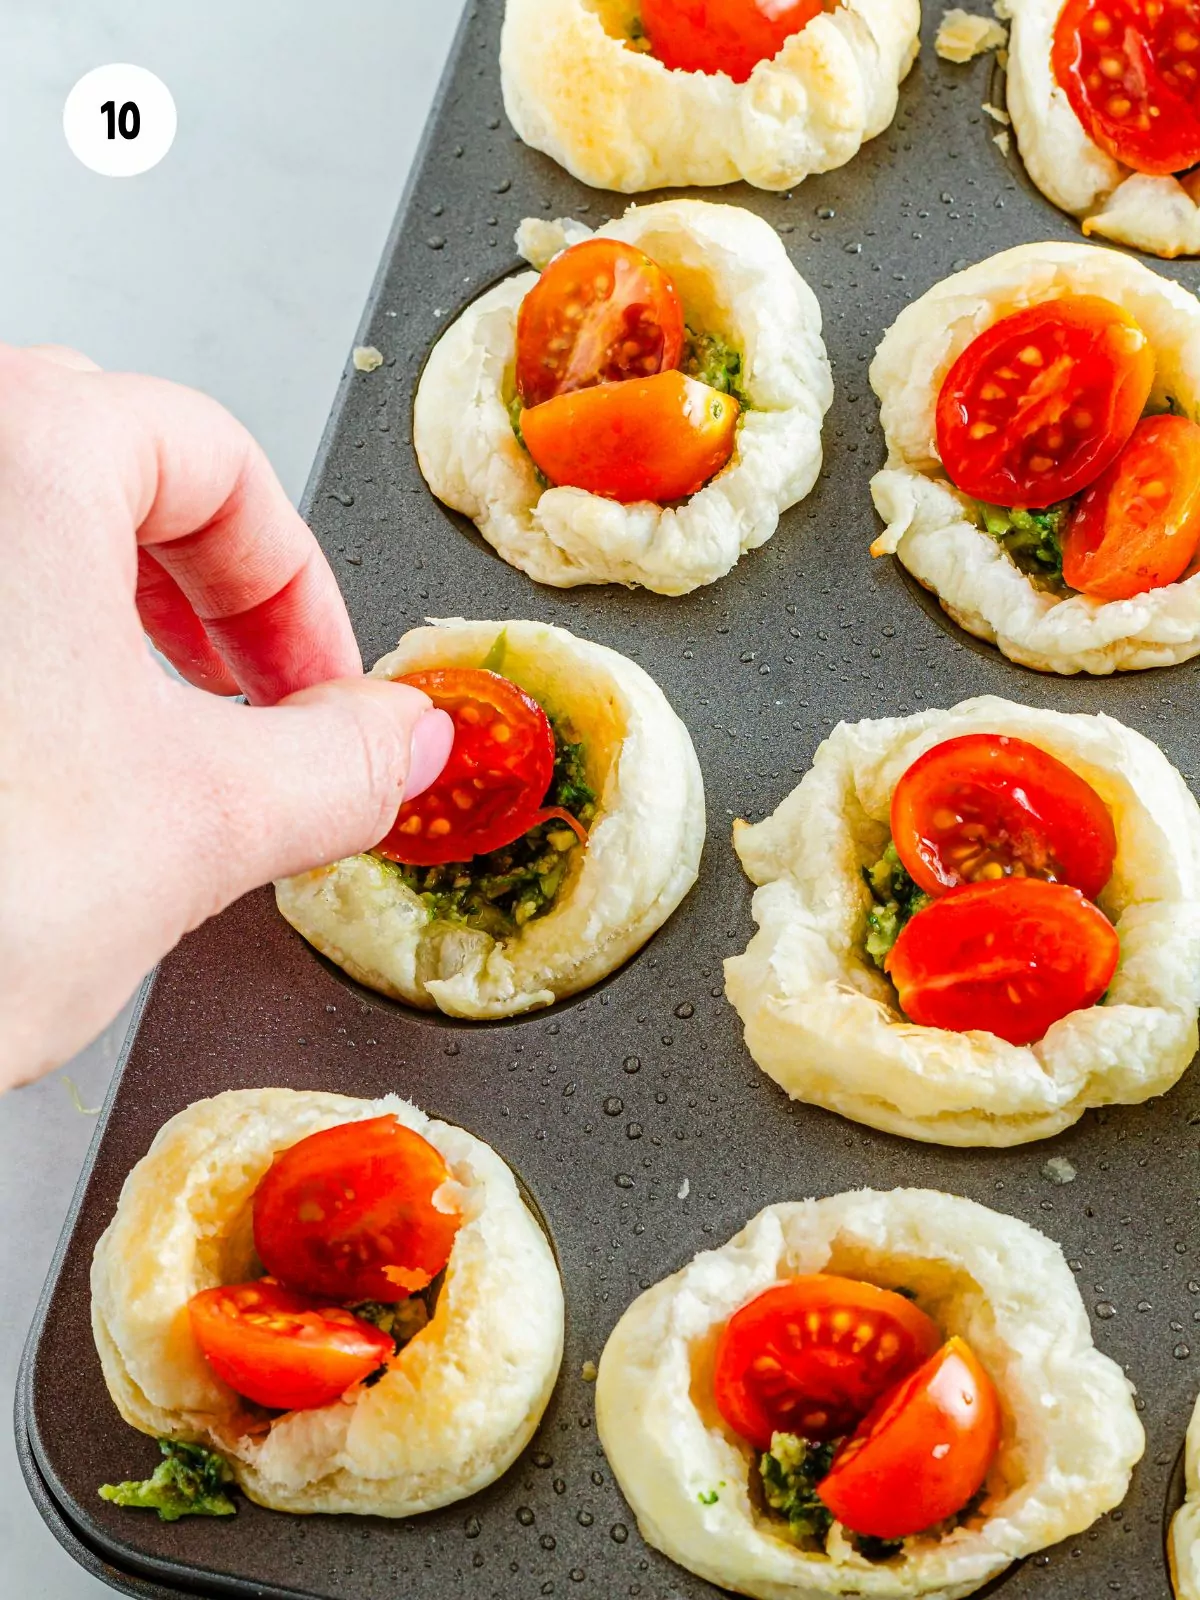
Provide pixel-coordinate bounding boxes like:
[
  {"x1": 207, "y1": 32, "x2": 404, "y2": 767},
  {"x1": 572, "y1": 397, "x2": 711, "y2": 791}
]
[{"x1": 19, "y1": 3, "x2": 1200, "y2": 1596}]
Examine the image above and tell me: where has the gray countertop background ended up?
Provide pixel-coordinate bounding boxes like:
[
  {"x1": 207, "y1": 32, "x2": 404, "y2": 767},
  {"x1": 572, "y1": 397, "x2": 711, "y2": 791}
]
[{"x1": 0, "y1": 2, "x2": 466, "y2": 1591}]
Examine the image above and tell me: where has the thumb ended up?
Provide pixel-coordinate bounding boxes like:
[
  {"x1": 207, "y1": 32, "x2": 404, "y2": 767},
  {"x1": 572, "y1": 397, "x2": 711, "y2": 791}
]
[{"x1": 177, "y1": 677, "x2": 454, "y2": 915}]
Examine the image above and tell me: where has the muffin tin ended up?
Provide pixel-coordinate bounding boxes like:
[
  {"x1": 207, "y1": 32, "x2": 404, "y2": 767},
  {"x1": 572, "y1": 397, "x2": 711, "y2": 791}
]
[{"x1": 17, "y1": 2, "x2": 1200, "y2": 1595}]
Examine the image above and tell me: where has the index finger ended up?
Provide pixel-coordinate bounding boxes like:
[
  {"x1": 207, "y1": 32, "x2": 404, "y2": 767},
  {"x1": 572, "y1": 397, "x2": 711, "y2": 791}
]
[{"x1": 107, "y1": 371, "x2": 362, "y2": 706}]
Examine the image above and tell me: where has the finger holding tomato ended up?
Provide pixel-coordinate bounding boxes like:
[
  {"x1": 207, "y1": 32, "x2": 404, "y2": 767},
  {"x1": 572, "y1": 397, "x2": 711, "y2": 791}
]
[
  {"x1": 596, "y1": 1190, "x2": 1143, "y2": 1599},
  {"x1": 415, "y1": 200, "x2": 831, "y2": 594}
]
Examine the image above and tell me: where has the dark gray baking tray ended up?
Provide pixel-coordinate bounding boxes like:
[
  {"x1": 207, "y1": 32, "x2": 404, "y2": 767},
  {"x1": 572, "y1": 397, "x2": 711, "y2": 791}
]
[{"x1": 18, "y1": 2, "x2": 1200, "y2": 1596}]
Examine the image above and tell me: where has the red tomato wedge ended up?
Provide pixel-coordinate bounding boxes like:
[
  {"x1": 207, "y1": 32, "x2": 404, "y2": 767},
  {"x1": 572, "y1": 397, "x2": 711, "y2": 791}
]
[
  {"x1": 188, "y1": 1280, "x2": 394, "y2": 1412},
  {"x1": 818, "y1": 1337, "x2": 1001, "y2": 1540},
  {"x1": 1052, "y1": 0, "x2": 1200, "y2": 176},
  {"x1": 516, "y1": 238, "x2": 684, "y2": 410},
  {"x1": 888, "y1": 879, "x2": 1119, "y2": 1046},
  {"x1": 890, "y1": 733, "x2": 1117, "y2": 900},
  {"x1": 1062, "y1": 413, "x2": 1200, "y2": 599},
  {"x1": 520, "y1": 371, "x2": 738, "y2": 503},
  {"x1": 935, "y1": 296, "x2": 1155, "y2": 508},
  {"x1": 253, "y1": 1116, "x2": 460, "y2": 1303},
  {"x1": 713, "y1": 1276, "x2": 942, "y2": 1452},
  {"x1": 640, "y1": 0, "x2": 824, "y2": 82},
  {"x1": 375, "y1": 669, "x2": 556, "y2": 866}
]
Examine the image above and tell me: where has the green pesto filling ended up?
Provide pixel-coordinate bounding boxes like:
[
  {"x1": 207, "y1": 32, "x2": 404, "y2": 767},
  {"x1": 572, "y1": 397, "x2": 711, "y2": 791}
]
[
  {"x1": 682, "y1": 327, "x2": 751, "y2": 409},
  {"x1": 382, "y1": 720, "x2": 596, "y2": 940},
  {"x1": 760, "y1": 1434, "x2": 905, "y2": 1562},
  {"x1": 975, "y1": 499, "x2": 1071, "y2": 586},
  {"x1": 862, "y1": 841, "x2": 932, "y2": 969},
  {"x1": 99, "y1": 1439, "x2": 236, "y2": 1522}
]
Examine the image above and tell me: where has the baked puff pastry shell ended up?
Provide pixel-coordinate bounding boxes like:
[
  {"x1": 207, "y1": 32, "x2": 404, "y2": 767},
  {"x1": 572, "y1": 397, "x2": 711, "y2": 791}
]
[
  {"x1": 1001, "y1": 0, "x2": 1200, "y2": 258},
  {"x1": 499, "y1": 0, "x2": 920, "y2": 193},
  {"x1": 276, "y1": 618, "x2": 705, "y2": 1019},
  {"x1": 596, "y1": 1188, "x2": 1143, "y2": 1600},
  {"x1": 414, "y1": 200, "x2": 831, "y2": 595},
  {"x1": 1171, "y1": 1392, "x2": 1200, "y2": 1598},
  {"x1": 870, "y1": 241, "x2": 1200, "y2": 674},
  {"x1": 90, "y1": 1089, "x2": 564, "y2": 1516},
  {"x1": 724, "y1": 695, "x2": 1200, "y2": 1146}
]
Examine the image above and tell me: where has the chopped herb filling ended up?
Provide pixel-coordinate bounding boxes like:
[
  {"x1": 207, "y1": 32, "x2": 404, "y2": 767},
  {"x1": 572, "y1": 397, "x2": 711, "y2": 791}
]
[
  {"x1": 99, "y1": 1439, "x2": 236, "y2": 1522},
  {"x1": 627, "y1": 13, "x2": 653, "y2": 50},
  {"x1": 682, "y1": 327, "x2": 750, "y2": 409},
  {"x1": 508, "y1": 396, "x2": 551, "y2": 489},
  {"x1": 760, "y1": 1433, "x2": 837, "y2": 1544},
  {"x1": 862, "y1": 842, "x2": 932, "y2": 969},
  {"x1": 381, "y1": 718, "x2": 595, "y2": 939},
  {"x1": 759, "y1": 1434, "x2": 939, "y2": 1563},
  {"x1": 976, "y1": 499, "x2": 1071, "y2": 585}
]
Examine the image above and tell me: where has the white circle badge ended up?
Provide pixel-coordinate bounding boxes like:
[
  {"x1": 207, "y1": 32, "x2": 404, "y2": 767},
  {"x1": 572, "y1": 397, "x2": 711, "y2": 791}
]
[{"x1": 63, "y1": 65, "x2": 176, "y2": 177}]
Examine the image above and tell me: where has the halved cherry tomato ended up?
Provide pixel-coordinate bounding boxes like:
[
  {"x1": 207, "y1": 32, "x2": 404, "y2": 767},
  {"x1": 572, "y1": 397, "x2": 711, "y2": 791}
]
[
  {"x1": 520, "y1": 371, "x2": 738, "y2": 503},
  {"x1": 516, "y1": 238, "x2": 684, "y2": 411},
  {"x1": 888, "y1": 879, "x2": 1119, "y2": 1046},
  {"x1": 188, "y1": 1280, "x2": 394, "y2": 1411},
  {"x1": 818, "y1": 1337, "x2": 1000, "y2": 1540},
  {"x1": 935, "y1": 296, "x2": 1155, "y2": 508},
  {"x1": 1052, "y1": 0, "x2": 1200, "y2": 177},
  {"x1": 713, "y1": 1276, "x2": 942, "y2": 1452},
  {"x1": 640, "y1": 0, "x2": 824, "y2": 82},
  {"x1": 375, "y1": 669, "x2": 555, "y2": 866},
  {"x1": 1062, "y1": 413, "x2": 1200, "y2": 599},
  {"x1": 890, "y1": 733, "x2": 1116, "y2": 901},
  {"x1": 253, "y1": 1116, "x2": 460, "y2": 1303}
]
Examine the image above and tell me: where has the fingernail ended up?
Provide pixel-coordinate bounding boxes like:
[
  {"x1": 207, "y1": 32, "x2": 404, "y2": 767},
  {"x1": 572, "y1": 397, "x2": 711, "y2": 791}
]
[{"x1": 402, "y1": 708, "x2": 454, "y2": 801}]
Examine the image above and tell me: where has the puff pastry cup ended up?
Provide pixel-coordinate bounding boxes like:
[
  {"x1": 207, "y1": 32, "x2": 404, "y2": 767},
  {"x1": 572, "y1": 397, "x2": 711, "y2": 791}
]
[
  {"x1": 91, "y1": 1088, "x2": 564, "y2": 1516},
  {"x1": 277, "y1": 618, "x2": 704, "y2": 1019},
  {"x1": 596, "y1": 1188, "x2": 1143, "y2": 1600},
  {"x1": 1172, "y1": 1392, "x2": 1200, "y2": 1599},
  {"x1": 723, "y1": 695, "x2": 1200, "y2": 1146},
  {"x1": 1001, "y1": 0, "x2": 1200, "y2": 258},
  {"x1": 414, "y1": 200, "x2": 832, "y2": 595},
  {"x1": 499, "y1": 0, "x2": 920, "y2": 193},
  {"x1": 870, "y1": 241, "x2": 1200, "y2": 674}
]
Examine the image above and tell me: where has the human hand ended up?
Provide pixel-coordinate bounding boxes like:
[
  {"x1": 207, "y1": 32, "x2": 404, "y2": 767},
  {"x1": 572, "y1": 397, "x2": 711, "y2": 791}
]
[{"x1": 0, "y1": 344, "x2": 453, "y2": 1090}]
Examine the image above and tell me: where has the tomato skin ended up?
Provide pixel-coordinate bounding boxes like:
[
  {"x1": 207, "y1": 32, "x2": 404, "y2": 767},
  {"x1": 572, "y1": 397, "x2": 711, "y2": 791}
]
[
  {"x1": 890, "y1": 733, "x2": 1117, "y2": 901},
  {"x1": 935, "y1": 296, "x2": 1155, "y2": 508},
  {"x1": 1062, "y1": 413, "x2": 1200, "y2": 600},
  {"x1": 818, "y1": 1337, "x2": 1001, "y2": 1540},
  {"x1": 888, "y1": 879, "x2": 1120, "y2": 1047},
  {"x1": 1052, "y1": 0, "x2": 1200, "y2": 177},
  {"x1": 253, "y1": 1116, "x2": 460, "y2": 1303},
  {"x1": 713, "y1": 1276, "x2": 942, "y2": 1452},
  {"x1": 188, "y1": 1280, "x2": 395, "y2": 1412},
  {"x1": 520, "y1": 371, "x2": 738, "y2": 503},
  {"x1": 516, "y1": 239, "x2": 684, "y2": 411},
  {"x1": 641, "y1": 0, "x2": 824, "y2": 82},
  {"x1": 375, "y1": 669, "x2": 556, "y2": 867}
]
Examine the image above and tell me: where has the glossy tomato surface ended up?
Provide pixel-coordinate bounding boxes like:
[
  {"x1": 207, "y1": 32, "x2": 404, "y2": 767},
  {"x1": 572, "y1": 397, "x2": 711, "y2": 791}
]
[
  {"x1": 516, "y1": 238, "x2": 684, "y2": 411},
  {"x1": 375, "y1": 668, "x2": 556, "y2": 866},
  {"x1": 713, "y1": 1275, "x2": 942, "y2": 1452},
  {"x1": 641, "y1": 0, "x2": 823, "y2": 82},
  {"x1": 1052, "y1": 0, "x2": 1200, "y2": 176},
  {"x1": 519, "y1": 371, "x2": 738, "y2": 503},
  {"x1": 935, "y1": 295, "x2": 1154, "y2": 508},
  {"x1": 253, "y1": 1116, "x2": 461, "y2": 1303},
  {"x1": 890, "y1": 732, "x2": 1117, "y2": 900},
  {"x1": 819, "y1": 1337, "x2": 1001, "y2": 1540},
  {"x1": 188, "y1": 1280, "x2": 394, "y2": 1411},
  {"x1": 888, "y1": 879, "x2": 1120, "y2": 1047},
  {"x1": 1062, "y1": 412, "x2": 1200, "y2": 599}
]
